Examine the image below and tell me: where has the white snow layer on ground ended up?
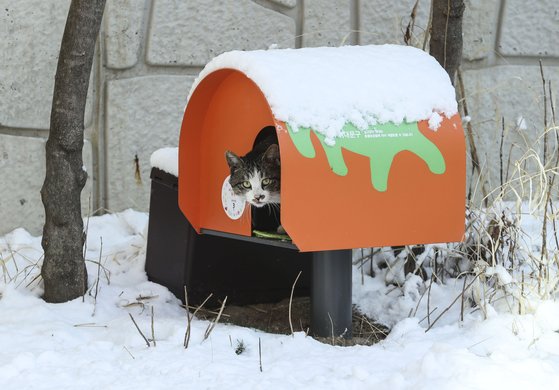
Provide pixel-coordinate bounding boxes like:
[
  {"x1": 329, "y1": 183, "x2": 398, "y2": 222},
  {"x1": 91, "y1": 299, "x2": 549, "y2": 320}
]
[
  {"x1": 2, "y1": 209, "x2": 559, "y2": 389},
  {"x1": 190, "y1": 45, "x2": 458, "y2": 144}
]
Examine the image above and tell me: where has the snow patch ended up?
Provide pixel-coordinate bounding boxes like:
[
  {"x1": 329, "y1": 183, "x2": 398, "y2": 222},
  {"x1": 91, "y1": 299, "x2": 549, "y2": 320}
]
[
  {"x1": 150, "y1": 147, "x2": 178, "y2": 177},
  {"x1": 190, "y1": 45, "x2": 458, "y2": 142},
  {"x1": 428, "y1": 112, "x2": 443, "y2": 131}
]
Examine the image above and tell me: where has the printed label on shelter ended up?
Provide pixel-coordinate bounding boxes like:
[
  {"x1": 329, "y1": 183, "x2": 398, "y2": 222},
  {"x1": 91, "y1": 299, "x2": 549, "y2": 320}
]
[
  {"x1": 287, "y1": 121, "x2": 446, "y2": 192},
  {"x1": 222, "y1": 176, "x2": 245, "y2": 220},
  {"x1": 338, "y1": 127, "x2": 414, "y2": 140}
]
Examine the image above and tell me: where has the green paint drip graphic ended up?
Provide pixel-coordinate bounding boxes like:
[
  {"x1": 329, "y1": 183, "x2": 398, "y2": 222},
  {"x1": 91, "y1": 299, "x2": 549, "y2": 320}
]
[{"x1": 287, "y1": 122, "x2": 446, "y2": 192}]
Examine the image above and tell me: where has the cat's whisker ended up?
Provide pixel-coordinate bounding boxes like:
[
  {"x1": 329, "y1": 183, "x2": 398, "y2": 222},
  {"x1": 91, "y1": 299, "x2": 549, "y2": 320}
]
[
  {"x1": 268, "y1": 202, "x2": 281, "y2": 224},
  {"x1": 272, "y1": 203, "x2": 280, "y2": 216}
]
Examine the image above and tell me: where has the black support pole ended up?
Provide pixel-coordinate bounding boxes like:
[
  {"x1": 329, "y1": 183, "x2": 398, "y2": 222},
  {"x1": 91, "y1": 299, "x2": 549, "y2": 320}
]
[{"x1": 311, "y1": 249, "x2": 352, "y2": 339}]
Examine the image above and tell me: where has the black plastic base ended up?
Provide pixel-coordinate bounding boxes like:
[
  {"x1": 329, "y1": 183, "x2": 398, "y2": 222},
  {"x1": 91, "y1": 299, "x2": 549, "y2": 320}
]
[{"x1": 145, "y1": 168, "x2": 311, "y2": 307}]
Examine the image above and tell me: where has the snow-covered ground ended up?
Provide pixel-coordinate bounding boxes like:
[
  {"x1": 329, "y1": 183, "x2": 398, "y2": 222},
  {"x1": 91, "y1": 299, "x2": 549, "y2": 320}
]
[{"x1": 2, "y1": 209, "x2": 559, "y2": 389}]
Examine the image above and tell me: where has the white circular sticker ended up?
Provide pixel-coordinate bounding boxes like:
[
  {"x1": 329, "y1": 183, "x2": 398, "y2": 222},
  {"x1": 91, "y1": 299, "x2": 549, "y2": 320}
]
[{"x1": 222, "y1": 175, "x2": 246, "y2": 220}]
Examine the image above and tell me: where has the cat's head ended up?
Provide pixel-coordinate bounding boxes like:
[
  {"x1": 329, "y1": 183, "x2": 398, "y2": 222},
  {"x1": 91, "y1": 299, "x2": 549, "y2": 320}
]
[{"x1": 225, "y1": 144, "x2": 280, "y2": 207}]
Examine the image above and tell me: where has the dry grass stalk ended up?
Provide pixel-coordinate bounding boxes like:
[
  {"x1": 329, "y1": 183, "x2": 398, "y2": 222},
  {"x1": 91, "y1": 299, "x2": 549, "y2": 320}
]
[
  {"x1": 456, "y1": 68, "x2": 489, "y2": 206},
  {"x1": 73, "y1": 323, "x2": 107, "y2": 328},
  {"x1": 183, "y1": 291, "x2": 219, "y2": 348},
  {"x1": 183, "y1": 288, "x2": 217, "y2": 348},
  {"x1": 425, "y1": 274, "x2": 479, "y2": 332},
  {"x1": 353, "y1": 314, "x2": 388, "y2": 344},
  {"x1": 184, "y1": 305, "x2": 230, "y2": 318},
  {"x1": 288, "y1": 271, "x2": 302, "y2": 336},
  {"x1": 258, "y1": 337, "x2": 263, "y2": 372},
  {"x1": 500, "y1": 117, "x2": 505, "y2": 187},
  {"x1": 2, "y1": 248, "x2": 43, "y2": 289},
  {"x1": 327, "y1": 312, "x2": 335, "y2": 345},
  {"x1": 540, "y1": 61, "x2": 548, "y2": 163},
  {"x1": 183, "y1": 286, "x2": 191, "y2": 348},
  {"x1": 427, "y1": 274, "x2": 434, "y2": 327},
  {"x1": 128, "y1": 313, "x2": 150, "y2": 347},
  {"x1": 411, "y1": 278, "x2": 429, "y2": 317},
  {"x1": 123, "y1": 346, "x2": 135, "y2": 360},
  {"x1": 418, "y1": 307, "x2": 439, "y2": 325},
  {"x1": 540, "y1": 62, "x2": 550, "y2": 274},
  {"x1": 460, "y1": 276, "x2": 467, "y2": 321},
  {"x1": 90, "y1": 237, "x2": 103, "y2": 316},
  {"x1": 151, "y1": 306, "x2": 156, "y2": 347},
  {"x1": 203, "y1": 296, "x2": 227, "y2": 341},
  {"x1": 191, "y1": 294, "x2": 215, "y2": 317}
]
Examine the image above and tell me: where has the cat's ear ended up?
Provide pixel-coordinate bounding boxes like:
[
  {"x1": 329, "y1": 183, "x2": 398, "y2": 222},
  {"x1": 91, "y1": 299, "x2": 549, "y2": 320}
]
[
  {"x1": 225, "y1": 150, "x2": 242, "y2": 170},
  {"x1": 263, "y1": 144, "x2": 280, "y2": 165}
]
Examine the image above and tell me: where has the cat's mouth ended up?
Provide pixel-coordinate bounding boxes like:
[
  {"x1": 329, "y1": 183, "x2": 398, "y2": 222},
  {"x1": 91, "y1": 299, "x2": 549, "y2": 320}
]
[{"x1": 250, "y1": 200, "x2": 266, "y2": 208}]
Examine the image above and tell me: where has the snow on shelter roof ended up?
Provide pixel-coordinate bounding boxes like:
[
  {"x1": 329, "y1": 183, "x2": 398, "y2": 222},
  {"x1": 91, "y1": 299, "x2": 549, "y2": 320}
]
[{"x1": 189, "y1": 44, "x2": 458, "y2": 144}]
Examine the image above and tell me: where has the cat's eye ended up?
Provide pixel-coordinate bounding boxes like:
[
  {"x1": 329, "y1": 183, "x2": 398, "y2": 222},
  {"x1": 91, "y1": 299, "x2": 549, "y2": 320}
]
[
  {"x1": 261, "y1": 178, "x2": 271, "y2": 186},
  {"x1": 242, "y1": 181, "x2": 252, "y2": 189}
]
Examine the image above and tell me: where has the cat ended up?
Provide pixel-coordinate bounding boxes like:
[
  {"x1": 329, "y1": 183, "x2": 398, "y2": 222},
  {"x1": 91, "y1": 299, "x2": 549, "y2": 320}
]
[{"x1": 225, "y1": 127, "x2": 281, "y2": 208}]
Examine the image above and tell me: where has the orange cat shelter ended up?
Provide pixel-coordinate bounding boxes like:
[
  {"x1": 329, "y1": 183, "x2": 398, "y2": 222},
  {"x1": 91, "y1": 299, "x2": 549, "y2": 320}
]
[
  {"x1": 144, "y1": 44, "x2": 467, "y2": 339},
  {"x1": 178, "y1": 45, "x2": 465, "y2": 252}
]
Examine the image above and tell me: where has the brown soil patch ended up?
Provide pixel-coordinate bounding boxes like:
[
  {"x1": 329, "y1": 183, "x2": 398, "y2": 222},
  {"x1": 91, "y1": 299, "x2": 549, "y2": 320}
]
[{"x1": 196, "y1": 297, "x2": 389, "y2": 346}]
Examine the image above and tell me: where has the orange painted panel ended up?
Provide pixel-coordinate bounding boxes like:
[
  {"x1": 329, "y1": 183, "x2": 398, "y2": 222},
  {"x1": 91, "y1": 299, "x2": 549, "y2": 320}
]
[
  {"x1": 277, "y1": 115, "x2": 465, "y2": 251},
  {"x1": 179, "y1": 69, "x2": 275, "y2": 236}
]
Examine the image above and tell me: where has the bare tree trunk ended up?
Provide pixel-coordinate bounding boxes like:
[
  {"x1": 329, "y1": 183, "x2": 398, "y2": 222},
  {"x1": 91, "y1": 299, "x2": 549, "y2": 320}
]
[
  {"x1": 429, "y1": 0, "x2": 465, "y2": 85},
  {"x1": 41, "y1": 0, "x2": 106, "y2": 303}
]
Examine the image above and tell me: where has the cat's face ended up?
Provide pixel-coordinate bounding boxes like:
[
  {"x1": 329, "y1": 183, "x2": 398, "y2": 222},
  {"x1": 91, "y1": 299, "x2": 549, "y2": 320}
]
[{"x1": 225, "y1": 144, "x2": 280, "y2": 207}]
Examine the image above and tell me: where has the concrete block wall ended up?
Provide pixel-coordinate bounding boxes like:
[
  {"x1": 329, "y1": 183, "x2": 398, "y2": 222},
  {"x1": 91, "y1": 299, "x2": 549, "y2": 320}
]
[{"x1": 1, "y1": 0, "x2": 557, "y2": 235}]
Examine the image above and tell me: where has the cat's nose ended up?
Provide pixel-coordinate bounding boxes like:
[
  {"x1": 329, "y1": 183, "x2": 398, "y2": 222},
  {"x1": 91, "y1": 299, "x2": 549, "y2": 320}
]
[{"x1": 254, "y1": 194, "x2": 265, "y2": 201}]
